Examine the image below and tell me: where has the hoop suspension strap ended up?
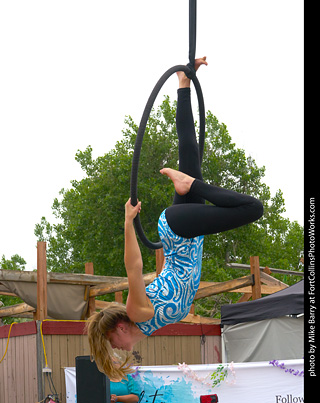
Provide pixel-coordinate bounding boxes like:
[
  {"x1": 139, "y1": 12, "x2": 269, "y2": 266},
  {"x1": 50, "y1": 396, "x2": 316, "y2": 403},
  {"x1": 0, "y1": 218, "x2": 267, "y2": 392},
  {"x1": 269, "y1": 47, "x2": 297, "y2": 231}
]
[{"x1": 187, "y1": 0, "x2": 197, "y2": 78}]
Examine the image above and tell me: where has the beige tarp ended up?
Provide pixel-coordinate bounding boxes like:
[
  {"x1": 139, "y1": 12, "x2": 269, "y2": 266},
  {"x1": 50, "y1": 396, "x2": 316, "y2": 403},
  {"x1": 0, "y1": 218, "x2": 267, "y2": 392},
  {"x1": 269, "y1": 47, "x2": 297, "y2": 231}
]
[
  {"x1": 222, "y1": 315, "x2": 304, "y2": 362},
  {"x1": 0, "y1": 281, "x2": 88, "y2": 320}
]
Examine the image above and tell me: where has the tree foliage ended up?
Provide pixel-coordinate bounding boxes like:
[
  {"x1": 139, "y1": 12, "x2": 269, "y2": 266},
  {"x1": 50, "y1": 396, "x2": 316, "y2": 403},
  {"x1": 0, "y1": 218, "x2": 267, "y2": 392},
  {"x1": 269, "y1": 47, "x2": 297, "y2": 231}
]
[
  {"x1": 34, "y1": 96, "x2": 304, "y2": 315},
  {"x1": 0, "y1": 255, "x2": 26, "y2": 324}
]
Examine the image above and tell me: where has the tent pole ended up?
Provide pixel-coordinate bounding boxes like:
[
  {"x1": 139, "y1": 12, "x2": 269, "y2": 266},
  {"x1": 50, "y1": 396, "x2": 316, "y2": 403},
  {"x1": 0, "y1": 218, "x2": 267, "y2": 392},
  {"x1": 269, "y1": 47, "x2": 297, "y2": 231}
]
[{"x1": 221, "y1": 326, "x2": 227, "y2": 363}]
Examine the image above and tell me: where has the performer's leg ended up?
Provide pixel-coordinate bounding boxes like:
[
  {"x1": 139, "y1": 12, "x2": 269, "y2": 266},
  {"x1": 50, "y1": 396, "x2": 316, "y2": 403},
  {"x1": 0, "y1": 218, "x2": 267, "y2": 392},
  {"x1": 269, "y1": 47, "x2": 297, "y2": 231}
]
[
  {"x1": 173, "y1": 57, "x2": 207, "y2": 205},
  {"x1": 163, "y1": 170, "x2": 264, "y2": 238},
  {"x1": 176, "y1": 87, "x2": 203, "y2": 182}
]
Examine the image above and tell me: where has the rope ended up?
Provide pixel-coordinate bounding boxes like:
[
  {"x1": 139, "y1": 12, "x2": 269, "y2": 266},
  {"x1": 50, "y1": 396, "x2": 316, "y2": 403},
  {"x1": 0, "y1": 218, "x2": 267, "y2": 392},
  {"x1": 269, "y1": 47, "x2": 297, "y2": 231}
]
[
  {"x1": 40, "y1": 319, "x2": 86, "y2": 370},
  {"x1": 0, "y1": 319, "x2": 86, "y2": 366},
  {"x1": 0, "y1": 321, "x2": 18, "y2": 364}
]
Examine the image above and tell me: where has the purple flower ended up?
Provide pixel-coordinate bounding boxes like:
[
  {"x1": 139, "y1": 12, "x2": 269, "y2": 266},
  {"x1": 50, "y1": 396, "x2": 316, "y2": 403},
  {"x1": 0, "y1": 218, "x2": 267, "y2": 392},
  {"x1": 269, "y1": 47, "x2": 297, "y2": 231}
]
[{"x1": 269, "y1": 359, "x2": 304, "y2": 378}]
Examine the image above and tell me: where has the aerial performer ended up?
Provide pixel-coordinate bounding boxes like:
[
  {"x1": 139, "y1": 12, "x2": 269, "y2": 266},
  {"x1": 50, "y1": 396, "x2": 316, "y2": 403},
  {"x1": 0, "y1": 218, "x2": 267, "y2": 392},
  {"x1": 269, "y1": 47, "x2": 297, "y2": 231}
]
[{"x1": 86, "y1": 58, "x2": 264, "y2": 379}]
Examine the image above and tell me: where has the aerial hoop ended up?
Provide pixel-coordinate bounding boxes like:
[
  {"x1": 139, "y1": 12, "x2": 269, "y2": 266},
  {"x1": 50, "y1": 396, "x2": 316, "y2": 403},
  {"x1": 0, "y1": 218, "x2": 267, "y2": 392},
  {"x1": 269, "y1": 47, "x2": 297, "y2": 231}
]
[{"x1": 130, "y1": 64, "x2": 206, "y2": 249}]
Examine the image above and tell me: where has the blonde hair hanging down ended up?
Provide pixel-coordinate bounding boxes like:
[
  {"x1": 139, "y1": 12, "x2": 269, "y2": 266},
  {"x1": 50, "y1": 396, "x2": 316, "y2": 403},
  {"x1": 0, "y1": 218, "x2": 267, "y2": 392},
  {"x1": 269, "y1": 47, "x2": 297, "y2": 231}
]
[{"x1": 85, "y1": 302, "x2": 135, "y2": 379}]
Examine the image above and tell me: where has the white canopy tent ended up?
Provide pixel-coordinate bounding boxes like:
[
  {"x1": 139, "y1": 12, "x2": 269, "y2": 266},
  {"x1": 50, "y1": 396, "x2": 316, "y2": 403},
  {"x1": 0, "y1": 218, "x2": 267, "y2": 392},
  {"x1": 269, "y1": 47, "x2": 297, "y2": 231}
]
[{"x1": 220, "y1": 280, "x2": 304, "y2": 363}]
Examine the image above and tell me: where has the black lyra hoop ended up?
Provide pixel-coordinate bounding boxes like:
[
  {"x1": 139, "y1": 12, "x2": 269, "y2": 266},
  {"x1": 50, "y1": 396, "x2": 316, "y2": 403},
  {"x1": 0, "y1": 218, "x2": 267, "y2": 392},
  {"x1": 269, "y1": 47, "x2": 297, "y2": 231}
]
[
  {"x1": 130, "y1": 1, "x2": 205, "y2": 249},
  {"x1": 130, "y1": 65, "x2": 205, "y2": 249}
]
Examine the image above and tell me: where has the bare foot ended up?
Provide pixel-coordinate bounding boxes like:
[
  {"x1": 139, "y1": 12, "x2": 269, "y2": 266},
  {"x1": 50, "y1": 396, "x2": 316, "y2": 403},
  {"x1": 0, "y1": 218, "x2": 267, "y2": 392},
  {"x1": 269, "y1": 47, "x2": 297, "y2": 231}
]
[
  {"x1": 160, "y1": 168, "x2": 195, "y2": 195},
  {"x1": 177, "y1": 56, "x2": 208, "y2": 88}
]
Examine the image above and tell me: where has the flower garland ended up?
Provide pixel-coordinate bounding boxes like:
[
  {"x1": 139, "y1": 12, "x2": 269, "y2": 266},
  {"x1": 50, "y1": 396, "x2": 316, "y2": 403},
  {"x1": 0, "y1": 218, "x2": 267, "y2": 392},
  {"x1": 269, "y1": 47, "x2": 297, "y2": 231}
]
[
  {"x1": 178, "y1": 362, "x2": 212, "y2": 387},
  {"x1": 269, "y1": 360, "x2": 304, "y2": 377},
  {"x1": 178, "y1": 362, "x2": 236, "y2": 389}
]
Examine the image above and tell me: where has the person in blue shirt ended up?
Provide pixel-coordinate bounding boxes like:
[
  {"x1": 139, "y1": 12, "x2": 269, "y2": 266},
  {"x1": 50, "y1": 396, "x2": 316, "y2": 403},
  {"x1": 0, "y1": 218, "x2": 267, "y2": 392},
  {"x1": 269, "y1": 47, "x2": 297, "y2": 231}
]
[
  {"x1": 86, "y1": 57, "x2": 263, "y2": 380},
  {"x1": 110, "y1": 374, "x2": 140, "y2": 403}
]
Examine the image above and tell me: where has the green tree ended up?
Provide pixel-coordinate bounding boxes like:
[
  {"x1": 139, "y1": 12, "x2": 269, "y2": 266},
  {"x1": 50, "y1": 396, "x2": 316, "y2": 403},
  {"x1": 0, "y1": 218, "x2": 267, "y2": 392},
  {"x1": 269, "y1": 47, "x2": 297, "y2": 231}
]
[
  {"x1": 34, "y1": 96, "x2": 304, "y2": 316},
  {"x1": 35, "y1": 97, "x2": 180, "y2": 275},
  {"x1": 1, "y1": 254, "x2": 26, "y2": 271},
  {"x1": 0, "y1": 255, "x2": 26, "y2": 324}
]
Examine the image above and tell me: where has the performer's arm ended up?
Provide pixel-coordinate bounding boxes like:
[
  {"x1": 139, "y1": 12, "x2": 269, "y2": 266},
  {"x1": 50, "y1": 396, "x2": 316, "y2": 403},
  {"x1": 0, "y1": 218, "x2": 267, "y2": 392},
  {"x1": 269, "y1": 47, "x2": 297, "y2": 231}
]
[{"x1": 124, "y1": 199, "x2": 154, "y2": 322}]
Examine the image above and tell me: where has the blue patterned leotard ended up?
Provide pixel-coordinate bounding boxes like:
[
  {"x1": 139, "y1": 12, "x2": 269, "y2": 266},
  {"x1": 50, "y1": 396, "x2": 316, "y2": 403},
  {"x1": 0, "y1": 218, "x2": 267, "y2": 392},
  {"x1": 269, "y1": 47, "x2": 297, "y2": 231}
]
[{"x1": 135, "y1": 210, "x2": 204, "y2": 336}]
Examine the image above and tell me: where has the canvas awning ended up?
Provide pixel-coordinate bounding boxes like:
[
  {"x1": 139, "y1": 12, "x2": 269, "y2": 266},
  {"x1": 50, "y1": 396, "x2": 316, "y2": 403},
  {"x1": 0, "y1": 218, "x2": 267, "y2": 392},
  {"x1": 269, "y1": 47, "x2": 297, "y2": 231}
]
[
  {"x1": 0, "y1": 280, "x2": 88, "y2": 320},
  {"x1": 221, "y1": 280, "x2": 304, "y2": 325}
]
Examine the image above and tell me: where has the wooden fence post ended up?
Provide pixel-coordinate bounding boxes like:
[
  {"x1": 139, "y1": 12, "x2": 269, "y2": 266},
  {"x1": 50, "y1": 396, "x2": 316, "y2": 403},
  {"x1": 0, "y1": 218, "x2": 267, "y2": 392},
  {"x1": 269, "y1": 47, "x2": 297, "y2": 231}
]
[
  {"x1": 35, "y1": 242, "x2": 47, "y2": 321},
  {"x1": 250, "y1": 256, "x2": 261, "y2": 300},
  {"x1": 85, "y1": 262, "x2": 96, "y2": 317},
  {"x1": 115, "y1": 291, "x2": 123, "y2": 303}
]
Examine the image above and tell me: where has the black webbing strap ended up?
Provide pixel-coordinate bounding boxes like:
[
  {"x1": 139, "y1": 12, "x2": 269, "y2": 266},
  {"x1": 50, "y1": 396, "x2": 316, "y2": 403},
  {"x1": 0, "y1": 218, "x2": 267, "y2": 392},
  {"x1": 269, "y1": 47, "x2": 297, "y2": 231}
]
[{"x1": 186, "y1": 0, "x2": 197, "y2": 78}]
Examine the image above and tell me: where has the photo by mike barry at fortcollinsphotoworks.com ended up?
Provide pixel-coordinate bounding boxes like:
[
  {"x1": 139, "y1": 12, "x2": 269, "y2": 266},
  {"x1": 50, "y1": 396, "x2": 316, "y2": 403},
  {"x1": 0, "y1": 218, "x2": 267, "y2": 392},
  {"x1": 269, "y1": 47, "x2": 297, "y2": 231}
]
[{"x1": 306, "y1": 197, "x2": 316, "y2": 380}]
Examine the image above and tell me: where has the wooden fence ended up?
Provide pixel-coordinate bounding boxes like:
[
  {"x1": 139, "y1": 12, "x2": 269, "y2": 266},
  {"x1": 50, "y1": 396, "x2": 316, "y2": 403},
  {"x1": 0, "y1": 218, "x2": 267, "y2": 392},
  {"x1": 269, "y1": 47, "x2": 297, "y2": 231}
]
[{"x1": 0, "y1": 322, "x2": 38, "y2": 403}]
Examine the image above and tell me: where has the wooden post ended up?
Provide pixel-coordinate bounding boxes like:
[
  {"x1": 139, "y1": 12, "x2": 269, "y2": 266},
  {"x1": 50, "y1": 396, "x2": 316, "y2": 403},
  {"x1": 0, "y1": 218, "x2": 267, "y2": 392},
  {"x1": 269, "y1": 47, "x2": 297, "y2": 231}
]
[
  {"x1": 35, "y1": 242, "x2": 47, "y2": 320},
  {"x1": 0, "y1": 303, "x2": 35, "y2": 317},
  {"x1": 237, "y1": 293, "x2": 252, "y2": 303},
  {"x1": 263, "y1": 266, "x2": 272, "y2": 275},
  {"x1": 250, "y1": 256, "x2": 261, "y2": 300},
  {"x1": 115, "y1": 291, "x2": 123, "y2": 303},
  {"x1": 189, "y1": 304, "x2": 195, "y2": 315},
  {"x1": 85, "y1": 262, "x2": 96, "y2": 317},
  {"x1": 156, "y1": 248, "x2": 165, "y2": 276}
]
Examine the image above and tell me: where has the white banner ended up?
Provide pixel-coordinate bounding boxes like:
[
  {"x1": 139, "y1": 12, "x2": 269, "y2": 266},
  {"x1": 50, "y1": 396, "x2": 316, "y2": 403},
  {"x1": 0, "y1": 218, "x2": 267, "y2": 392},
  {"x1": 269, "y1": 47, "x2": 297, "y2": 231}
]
[
  {"x1": 65, "y1": 360, "x2": 304, "y2": 403},
  {"x1": 64, "y1": 367, "x2": 77, "y2": 403}
]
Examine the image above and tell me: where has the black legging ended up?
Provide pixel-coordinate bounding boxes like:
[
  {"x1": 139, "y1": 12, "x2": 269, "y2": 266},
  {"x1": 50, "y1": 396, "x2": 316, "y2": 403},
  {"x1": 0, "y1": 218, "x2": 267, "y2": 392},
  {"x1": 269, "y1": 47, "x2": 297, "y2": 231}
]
[{"x1": 165, "y1": 87, "x2": 263, "y2": 238}]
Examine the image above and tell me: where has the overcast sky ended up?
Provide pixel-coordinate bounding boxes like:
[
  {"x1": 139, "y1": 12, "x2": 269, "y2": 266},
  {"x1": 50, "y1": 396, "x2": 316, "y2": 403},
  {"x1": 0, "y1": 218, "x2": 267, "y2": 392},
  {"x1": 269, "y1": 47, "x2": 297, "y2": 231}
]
[{"x1": 0, "y1": 0, "x2": 304, "y2": 271}]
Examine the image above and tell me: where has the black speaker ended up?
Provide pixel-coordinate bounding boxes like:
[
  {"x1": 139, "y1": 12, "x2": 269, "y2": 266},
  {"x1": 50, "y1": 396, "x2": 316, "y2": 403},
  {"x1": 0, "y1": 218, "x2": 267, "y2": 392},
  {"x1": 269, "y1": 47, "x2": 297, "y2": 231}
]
[{"x1": 75, "y1": 355, "x2": 111, "y2": 403}]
